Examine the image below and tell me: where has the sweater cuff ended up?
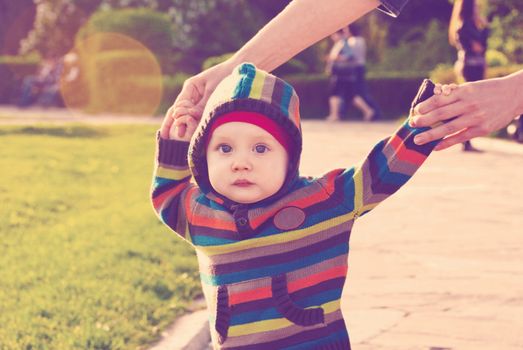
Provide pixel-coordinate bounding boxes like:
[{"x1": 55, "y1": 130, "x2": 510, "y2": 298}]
[{"x1": 156, "y1": 131, "x2": 190, "y2": 167}]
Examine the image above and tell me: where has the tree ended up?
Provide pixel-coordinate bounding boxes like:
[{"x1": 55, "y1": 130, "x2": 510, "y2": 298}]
[
  {"x1": 20, "y1": 0, "x2": 103, "y2": 57},
  {"x1": 487, "y1": 0, "x2": 523, "y2": 63},
  {"x1": 0, "y1": 0, "x2": 36, "y2": 55}
]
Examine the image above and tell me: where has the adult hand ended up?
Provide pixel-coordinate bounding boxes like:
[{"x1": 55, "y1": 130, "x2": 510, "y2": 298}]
[
  {"x1": 410, "y1": 74, "x2": 522, "y2": 150},
  {"x1": 159, "y1": 61, "x2": 235, "y2": 139}
]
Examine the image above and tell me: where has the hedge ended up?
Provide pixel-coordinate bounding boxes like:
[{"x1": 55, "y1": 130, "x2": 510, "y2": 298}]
[
  {"x1": 0, "y1": 55, "x2": 39, "y2": 104},
  {"x1": 430, "y1": 63, "x2": 523, "y2": 84},
  {"x1": 284, "y1": 73, "x2": 427, "y2": 119},
  {"x1": 0, "y1": 53, "x2": 428, "y2": 119},
  {"x1": 156, "y1": 71, "x2": 428, "y2": 119},
  {"x1": 202, "y1": 53, "x2": 309, "y2": 76}
]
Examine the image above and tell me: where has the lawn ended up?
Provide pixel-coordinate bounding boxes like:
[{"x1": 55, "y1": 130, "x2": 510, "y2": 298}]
[{"x1": 0, "y1": 124, "x2": 201, "y2": 350}]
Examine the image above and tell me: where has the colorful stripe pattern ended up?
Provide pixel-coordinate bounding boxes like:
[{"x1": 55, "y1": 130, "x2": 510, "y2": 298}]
[{"x1": 151, "y1": 75, "x2": 441, "y2": 349}]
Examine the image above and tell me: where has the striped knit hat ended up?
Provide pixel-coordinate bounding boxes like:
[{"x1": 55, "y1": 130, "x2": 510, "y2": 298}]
[{"x1": 188, "y1": 62, "x2": 302, "y2": 201}]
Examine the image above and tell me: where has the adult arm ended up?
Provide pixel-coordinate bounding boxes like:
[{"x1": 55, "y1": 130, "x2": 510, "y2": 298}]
[
  {"x1": 320, "y1": 80, "x2": 442, "y2": 218},
  {"x1": 161, "y1": 0, "x2": 383, "y2": 138},
  {"x1": 410, "y1": 70, "x2": 523, "y2": 150}
]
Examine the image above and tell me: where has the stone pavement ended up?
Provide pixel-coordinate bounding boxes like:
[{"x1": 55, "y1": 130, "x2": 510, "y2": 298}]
[
  {"x1": 308, "y1": 121, "x2": 523, "y2": 350},
  {"x1": 2, "y1": 107, "x2": 521, "y2": 349}
]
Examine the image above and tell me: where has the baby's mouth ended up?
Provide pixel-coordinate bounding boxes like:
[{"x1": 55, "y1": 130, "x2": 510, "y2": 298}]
[{"x1": 233, "y1": 179, "x2": 254, "y2": 187}]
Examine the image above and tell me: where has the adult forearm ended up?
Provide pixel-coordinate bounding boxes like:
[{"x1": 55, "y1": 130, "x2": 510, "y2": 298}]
[{"x1": 229, "y1": 0, "x2": 380, "y2": 72}]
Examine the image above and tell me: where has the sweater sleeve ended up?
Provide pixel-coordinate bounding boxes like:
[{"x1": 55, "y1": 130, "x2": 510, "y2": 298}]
[
  {"x1": 318, "y1": 79, "x2": 442, "y2": 219},
  {"x1": 150, "y1": 132, "x2": 195, "y2": 243}
]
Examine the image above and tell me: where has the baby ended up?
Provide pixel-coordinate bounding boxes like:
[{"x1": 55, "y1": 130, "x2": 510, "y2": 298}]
[{"x1": 151, "y1": 63, "x2": 444, "y2": 349}]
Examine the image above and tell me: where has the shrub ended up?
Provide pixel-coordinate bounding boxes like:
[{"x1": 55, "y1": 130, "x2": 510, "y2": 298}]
[
  {"x1": 0, "y1": 55, "x2": 40, "y2": 104},
  {"x1": 201, "y1": 53, "x2": 234, "y2": 71},
  {"x1": 76, "y1": 8, "x2": 178, "y2": 74},
  {"x1": 273, "y1": 59, "x2": 309, "y2": 76},
  {"x1": 64, "y1": 48, "x2": 163, "y2": 115},
  {"x1": 486, "y1": 50, "x2": 510, "y2": 67},
  {"x1": 429, "y1": 64, "x2": 458, "y2": 84},
  {"x1": 377, "y1": 20, "x2": 454, "y2": 73},
  {"x1": 202, "y1": 54, "x2": 308, "y2": 76},
  {"x1": 430, "y1": 63, "x2": 523, "y2": 84},
  {"x1": 487, "y1": 64, "x2": 523, "y2": 78}
]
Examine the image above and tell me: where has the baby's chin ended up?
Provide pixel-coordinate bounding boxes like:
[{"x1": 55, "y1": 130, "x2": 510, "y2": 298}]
[
  {"x1": 221, "y1": 190, "x2": 275, "y2": 204},
  {"x1": 225, "y1": 194, "x2": 267, "y2": 204}
]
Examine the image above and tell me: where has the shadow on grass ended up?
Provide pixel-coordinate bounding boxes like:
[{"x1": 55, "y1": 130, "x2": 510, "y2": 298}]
[{"x1": 0, "y1": 125, "x2": 107, "y2": 138}]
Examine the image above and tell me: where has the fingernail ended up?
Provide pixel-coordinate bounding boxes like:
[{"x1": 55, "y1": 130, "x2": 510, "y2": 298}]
[
  {"x1": 409, "y1": 118, "x2": 417, "y2": 127},
  {"x1": 414, "y1": 135, "x2": 424, "y2": 145}
]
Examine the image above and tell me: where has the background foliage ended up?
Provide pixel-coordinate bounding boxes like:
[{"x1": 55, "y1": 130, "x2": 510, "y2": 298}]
[{"x1": 4, "y1": 0, "x2": 522, "y2": 74}]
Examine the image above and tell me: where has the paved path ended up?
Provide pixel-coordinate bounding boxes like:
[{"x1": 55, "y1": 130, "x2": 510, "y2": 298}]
[
  {"x1": 2, "y1": 107, "x2": 522, "y2": 349},
  {"x1": 0, "y1": 106, "x2": 161, "y2": 124},
  {"x1": 300, "y1": 121, "x2": 523, "y2": 350}
]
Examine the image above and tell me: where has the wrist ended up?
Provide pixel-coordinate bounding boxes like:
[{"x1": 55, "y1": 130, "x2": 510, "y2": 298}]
[
  {"x1": 508, "y1": 70, "x2": 523, "y2": 115},
  {"x1": 228, "y1": 47, "x2": 279, "y2": 72},
  {"x1": 157, "y1": 132, "x2": 190, "y2": 166}
]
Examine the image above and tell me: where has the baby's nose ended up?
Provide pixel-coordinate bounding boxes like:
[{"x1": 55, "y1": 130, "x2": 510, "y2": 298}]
[{"x1": 232, "y1": 157, "x2": 252, "y2": 171}]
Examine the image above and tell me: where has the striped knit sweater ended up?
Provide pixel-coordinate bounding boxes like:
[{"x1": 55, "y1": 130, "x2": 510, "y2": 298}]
[{"x1": 151, "y1": 64, "x2": 440, "y2": 349}]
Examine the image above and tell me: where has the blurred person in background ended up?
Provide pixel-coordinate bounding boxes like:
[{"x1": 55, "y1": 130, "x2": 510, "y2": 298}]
[
  {"x1": 448, "y1": 0, "x2": 489, "y2": 152},
  {"x1": 17, "y1": 55, "x2": 63, "y2": 107},
  {"x1": 346, "y1": 23, "x2": 382, "y2": 120},
  {"x1": 325, "y1": 26, "x2": 377, "y2": 122},
  {"x1": 325, "y1": 28, "x2": 374, "y2": 122}
]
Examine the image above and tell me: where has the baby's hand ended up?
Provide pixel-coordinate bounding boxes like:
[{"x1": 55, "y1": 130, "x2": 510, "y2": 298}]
[
  {"x1": 433, "y1": 83, "x2": 458, "y2": 96},
  {"x1": 169, "y1": 115, "x2": 198, "y2": 142}
]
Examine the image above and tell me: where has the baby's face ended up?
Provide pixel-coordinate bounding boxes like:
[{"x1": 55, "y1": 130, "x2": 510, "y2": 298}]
[{"x1": 206, "y1": 122, "x2": 288, "y2": 204}]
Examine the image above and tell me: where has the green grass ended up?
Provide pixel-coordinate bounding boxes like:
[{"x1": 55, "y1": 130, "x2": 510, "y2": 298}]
[{"x1": 0, "y1": 124, "x2": 201, "y2": 350}]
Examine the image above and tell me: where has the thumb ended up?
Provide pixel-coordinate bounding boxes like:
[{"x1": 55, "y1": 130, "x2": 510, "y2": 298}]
[{"x1": 192, "y1": 89, "x2": 211, "y2": 119}]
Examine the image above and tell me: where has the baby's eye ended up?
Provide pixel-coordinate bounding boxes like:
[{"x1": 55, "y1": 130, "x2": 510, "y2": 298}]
[
  {"x1": 218, "y1": 144, "x2": 232, "y2": 153},
  {"x1": 254, "y1": 144, "x2": 269, "y2": 154}
]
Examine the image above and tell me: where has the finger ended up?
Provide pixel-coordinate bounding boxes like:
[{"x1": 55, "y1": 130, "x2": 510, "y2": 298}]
[
  {"x1": 172, "y1": 115, "x2": 195, "y2": 139},
  {"x1": 167, "y1": 117, "x2": 187, "y2": 139},
  {"x1": 411, "y1": 100, "x2": 464, "y2": 128},
  {"x1": 185, "y1": 116, "x2": 198, "y2": 136},
  {"x1": 171, "y1": 106, "x2": 191, "y2": 119},
  {"x1": 173, "y1": 80, "x2": 198, "y2": 106},
  {"x1": 176, "y1": 124, "x2": 187, "y2": 138},
  {"x1": 160, "y1": 113, "x2": 175, "y2": 139},
  {"x1": 441, "y1": 83, "x2": 459, "y2": 96},
  {"x1": 162, "y1": 106, "x2": 196, "y2": 139},
  {"x1": 173, "y1": 114, "x2": 194, "y2": 126},
  {"x1": 414, "y1": 92, "x2": 461, "y2": 116},
  {"x1": 192, "y1": 86, "x2": 214, "y2": 119},
  {"x1": 413, "y1": 113, "x2": 475, "y2": 145},
  {"x1": 434, "y1": 83, "x2": 443, "y2": 95},
  {"x1": 434, "y1": 126, "x2": 485, "y2": 151},
  {"x1": 172, "y1": 99, "x2": 196, "y2": 109}
]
